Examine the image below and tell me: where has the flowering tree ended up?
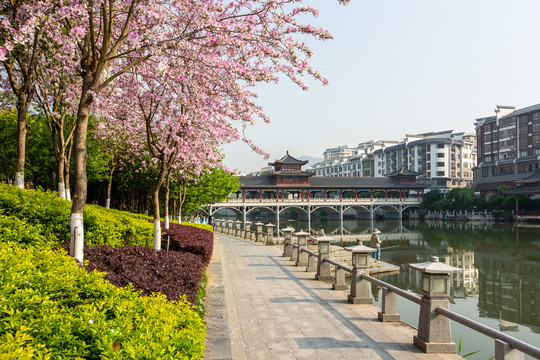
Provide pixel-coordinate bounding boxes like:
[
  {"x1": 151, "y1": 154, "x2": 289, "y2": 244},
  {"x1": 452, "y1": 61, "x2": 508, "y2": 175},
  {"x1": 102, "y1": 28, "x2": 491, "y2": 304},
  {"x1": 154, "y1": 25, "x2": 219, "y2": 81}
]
[
  {"x1": 34, "y1": 59, "x2": 81, "y2": 200},
  {"x1": 0, "y1": 0, "x2": 84, "y2": 188},
  {"x1": 60, "y1": 0, "x2": 346, "y2": 262}
]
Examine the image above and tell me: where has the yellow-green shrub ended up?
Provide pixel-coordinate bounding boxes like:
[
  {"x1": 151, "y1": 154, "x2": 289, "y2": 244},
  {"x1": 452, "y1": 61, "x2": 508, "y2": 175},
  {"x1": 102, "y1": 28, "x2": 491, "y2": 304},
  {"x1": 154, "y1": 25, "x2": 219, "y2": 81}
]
[
  {"x1": 0, "y1": 183, "x2": 154, "y2": 248},
  {"x1": 0, "y1": 242, "x2": 205, "y2": 359}
]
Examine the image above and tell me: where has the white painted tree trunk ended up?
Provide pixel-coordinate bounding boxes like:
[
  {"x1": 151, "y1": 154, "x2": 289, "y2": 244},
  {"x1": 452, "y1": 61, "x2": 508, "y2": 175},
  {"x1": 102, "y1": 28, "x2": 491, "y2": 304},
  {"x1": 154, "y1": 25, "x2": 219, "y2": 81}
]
[
  {"x1": 164, "y1": 215, "x2": 169, "y2": 230},
  {"x1": 154, "y1": 220, "x2": 161, "y2": 250},
  {"x1": 105, "y1": 198, "x2": 110, "y2": 209},
  {"x1": 70, "y1": 213, "x2": 84, "y2": 264},
  {"x1": 15, "y1": 172, "x2": 24, "y2": 189},
  {"x1": 58, "y1": 182, "x2": 66, "y2": 200},
  {"x1": 66, "y1": 189, "x2": 71, "y2": 201}
]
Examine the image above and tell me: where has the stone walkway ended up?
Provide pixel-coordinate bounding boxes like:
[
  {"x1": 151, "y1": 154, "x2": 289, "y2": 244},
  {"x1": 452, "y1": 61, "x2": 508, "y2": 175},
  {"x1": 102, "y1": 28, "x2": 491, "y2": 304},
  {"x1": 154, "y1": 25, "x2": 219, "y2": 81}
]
[{"x1": 204, "y1": 233, "x2": 463, "y2": 360}]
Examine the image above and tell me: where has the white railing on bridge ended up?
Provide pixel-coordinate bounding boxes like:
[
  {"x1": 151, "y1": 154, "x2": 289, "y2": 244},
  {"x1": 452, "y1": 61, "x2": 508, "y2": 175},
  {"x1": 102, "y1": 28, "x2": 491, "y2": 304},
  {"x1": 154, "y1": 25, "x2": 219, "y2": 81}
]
[{"x1": 217, "y1": 197, "x2": 421, "y2": 205}]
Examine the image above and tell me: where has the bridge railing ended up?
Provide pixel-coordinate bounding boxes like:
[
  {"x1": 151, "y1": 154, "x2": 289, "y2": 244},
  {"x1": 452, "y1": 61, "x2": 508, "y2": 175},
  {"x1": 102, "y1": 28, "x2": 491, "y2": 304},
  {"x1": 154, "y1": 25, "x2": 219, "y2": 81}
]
[
  {"x1": 216, "y1": 224, "x2": 539, "y2": 359},
  {"x1": 216, "y1": 197, "x2": 421, "y2": 205}
]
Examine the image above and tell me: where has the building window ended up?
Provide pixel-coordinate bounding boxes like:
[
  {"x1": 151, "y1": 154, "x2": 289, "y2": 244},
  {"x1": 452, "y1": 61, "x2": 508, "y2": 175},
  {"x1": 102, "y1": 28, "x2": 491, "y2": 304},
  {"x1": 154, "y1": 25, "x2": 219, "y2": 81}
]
[
  {"x1": 520, "y1": 150, "x2": 528, "y2": 157},
  {"x1": 437, "y1": 153, "x2": 445, "y2": 158},
  {"x1": 437, "y1": 144, "x2": 445, "y2": 149},
  {"x1": 436, "y1": 162, "x2": 445, "y2": 167},
  {"x1": 436, "y1": 171, "x2": 445, "y2": 176},
  {"x1": 484, "y1": 155, "x2": 491, "y2": 162}
]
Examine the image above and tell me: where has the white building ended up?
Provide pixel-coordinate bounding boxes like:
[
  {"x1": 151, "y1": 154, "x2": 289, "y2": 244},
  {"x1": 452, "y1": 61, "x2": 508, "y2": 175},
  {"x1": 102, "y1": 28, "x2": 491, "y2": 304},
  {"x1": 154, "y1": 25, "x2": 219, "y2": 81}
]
[{"x1": 308, "y1": 131, "x2": 476, "y2": 192}]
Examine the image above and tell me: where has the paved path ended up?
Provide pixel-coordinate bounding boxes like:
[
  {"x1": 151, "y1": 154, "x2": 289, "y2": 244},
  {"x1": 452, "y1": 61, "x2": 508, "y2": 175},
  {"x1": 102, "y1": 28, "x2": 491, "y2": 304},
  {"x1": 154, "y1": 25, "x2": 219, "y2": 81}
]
[{"x1": 205, "y1": 233, "x2": 462, "y2": 360}]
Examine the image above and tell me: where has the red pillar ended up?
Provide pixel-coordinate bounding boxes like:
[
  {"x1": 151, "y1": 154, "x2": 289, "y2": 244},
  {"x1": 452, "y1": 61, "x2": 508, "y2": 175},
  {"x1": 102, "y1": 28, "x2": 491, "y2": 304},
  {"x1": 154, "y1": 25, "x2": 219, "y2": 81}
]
[
  {"x1": 226, "y1": 195, "x2": 229, "y2": 203},
  {"x1": 355, "y1": 189, "x2": 358, "y2": 201},
  {"x1": 340, "y1": 189, "x2": 343, "y2": 201},
  {"x1": 324, "y1": 190, "x2": 327, "y2": 202},
  {"x1": 385, "y1": 190, "x2": 388, "y2": 201},
  {"x1": 370, "y1": 189, "x2": 373, "y2": 201},
  {"x1": 276, "y1": 190, "x2": 279, "y2": 201},
  {"x1": 308, "y1": 191, "x2": 310, "y2": 202}
]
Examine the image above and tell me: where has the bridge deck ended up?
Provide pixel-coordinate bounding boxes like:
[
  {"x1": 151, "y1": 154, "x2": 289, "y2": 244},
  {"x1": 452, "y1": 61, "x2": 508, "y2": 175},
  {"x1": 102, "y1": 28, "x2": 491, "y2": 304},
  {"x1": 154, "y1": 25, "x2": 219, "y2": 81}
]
[{"x1": 204, "y1": 233, "x2": 463, "y2": 360}]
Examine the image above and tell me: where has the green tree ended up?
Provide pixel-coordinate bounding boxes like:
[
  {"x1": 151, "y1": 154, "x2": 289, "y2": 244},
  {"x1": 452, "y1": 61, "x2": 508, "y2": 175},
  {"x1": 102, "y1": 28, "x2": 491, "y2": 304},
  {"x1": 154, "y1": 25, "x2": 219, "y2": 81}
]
[
  {"x1": 421, "y1": 189, "x2": 444, "y2": 211},
  {"x1": 182, "y1": 168, "x2": 240, "y2": 217}
]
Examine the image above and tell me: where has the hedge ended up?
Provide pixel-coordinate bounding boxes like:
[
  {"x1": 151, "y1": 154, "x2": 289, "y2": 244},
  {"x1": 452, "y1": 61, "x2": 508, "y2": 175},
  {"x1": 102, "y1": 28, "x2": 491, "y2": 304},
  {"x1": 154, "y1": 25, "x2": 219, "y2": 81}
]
[
  {"x1": 0, "y1": 183, "x2": 154, "y2": 247},
  {"x1": 164, "y1": 222, "x2": 214, "y2": 266},
  {"x1": 0, "y1": 242, "x2": 205, "y2": 359},
  {"x1": 84, "y1": 245, "x2": 203, "y2": 305}
]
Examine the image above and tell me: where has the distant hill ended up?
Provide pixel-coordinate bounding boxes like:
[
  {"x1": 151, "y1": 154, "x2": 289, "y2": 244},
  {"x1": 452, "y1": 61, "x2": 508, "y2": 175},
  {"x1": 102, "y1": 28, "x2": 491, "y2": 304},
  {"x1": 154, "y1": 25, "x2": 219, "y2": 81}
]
[{"x1": 298, "y1": 156, "x2": 323, "y2": 166}]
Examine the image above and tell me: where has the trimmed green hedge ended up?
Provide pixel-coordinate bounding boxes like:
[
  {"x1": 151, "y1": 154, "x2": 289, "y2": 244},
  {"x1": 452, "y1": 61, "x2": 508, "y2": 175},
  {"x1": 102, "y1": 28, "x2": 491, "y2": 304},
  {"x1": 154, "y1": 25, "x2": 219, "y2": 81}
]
[
  {"x1": 181, "y1": 222, "x2": 213, "y2": 233},
  {"x1": 0, "y1": 242, "x2": 205, "y2": 359},
  {"x1": 0, "y1": 183, "x2": 154, "y2": 247}
]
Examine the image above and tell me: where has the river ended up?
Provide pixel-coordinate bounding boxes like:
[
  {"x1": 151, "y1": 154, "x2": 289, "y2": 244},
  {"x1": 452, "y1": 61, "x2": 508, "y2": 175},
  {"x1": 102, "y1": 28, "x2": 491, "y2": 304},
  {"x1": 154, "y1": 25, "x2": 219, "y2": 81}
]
[{"x1": 232, "y1": 214, "x2": 540, "y2": 359}]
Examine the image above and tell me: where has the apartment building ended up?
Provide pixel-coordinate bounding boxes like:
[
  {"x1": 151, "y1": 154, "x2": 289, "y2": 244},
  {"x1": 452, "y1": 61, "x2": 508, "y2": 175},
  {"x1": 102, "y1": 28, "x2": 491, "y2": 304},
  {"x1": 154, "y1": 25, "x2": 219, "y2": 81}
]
[
  {"x1": 474, "y1": 103, "x2": 540, "y2": 196},
  {"x1": 309, "y1": 131, "x2": 476, "y2": 192}
]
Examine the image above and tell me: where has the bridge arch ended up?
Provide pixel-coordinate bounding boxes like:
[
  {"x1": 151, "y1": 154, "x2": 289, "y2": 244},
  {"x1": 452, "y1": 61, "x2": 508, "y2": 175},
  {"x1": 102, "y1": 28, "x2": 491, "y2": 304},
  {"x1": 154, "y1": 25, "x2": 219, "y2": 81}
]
[{"x1": 279, "y1": 206, "x2": 308, "y2": 214}]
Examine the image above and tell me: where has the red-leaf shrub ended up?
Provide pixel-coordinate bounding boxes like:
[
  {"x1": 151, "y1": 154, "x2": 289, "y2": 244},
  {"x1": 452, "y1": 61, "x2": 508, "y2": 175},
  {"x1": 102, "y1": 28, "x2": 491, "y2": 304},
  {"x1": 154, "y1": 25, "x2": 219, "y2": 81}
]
[
  {"x1": 85, "y1": 245, "x2": 203, "y2": 304},
  {"x1": 163, "y1": 223, "x2": 214, "y2": 266}
]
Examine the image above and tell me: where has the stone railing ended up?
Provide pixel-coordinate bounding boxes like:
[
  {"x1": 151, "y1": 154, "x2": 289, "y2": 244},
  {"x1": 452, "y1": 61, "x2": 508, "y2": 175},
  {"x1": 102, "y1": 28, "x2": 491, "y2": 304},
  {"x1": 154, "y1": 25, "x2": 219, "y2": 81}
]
[{"x1": 215, "y1": 222, "x2": 540, "y2": 359}]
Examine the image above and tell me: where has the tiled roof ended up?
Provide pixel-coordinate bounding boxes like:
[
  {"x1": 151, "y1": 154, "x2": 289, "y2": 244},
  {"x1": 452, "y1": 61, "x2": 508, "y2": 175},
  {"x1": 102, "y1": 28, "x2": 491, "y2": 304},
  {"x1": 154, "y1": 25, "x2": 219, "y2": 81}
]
[
  {"x1": 385, "y1": 166, "x2": 421, "y2": 177},
  {"x1": 268, "y1": 152, "x2": 308, "y2": 166},
  {"x1": 238, "y1": 176, "x2": 428, "y2": 189},
  {"x1": 519, "y1": 169, "x2": 540, "y2": 184}
]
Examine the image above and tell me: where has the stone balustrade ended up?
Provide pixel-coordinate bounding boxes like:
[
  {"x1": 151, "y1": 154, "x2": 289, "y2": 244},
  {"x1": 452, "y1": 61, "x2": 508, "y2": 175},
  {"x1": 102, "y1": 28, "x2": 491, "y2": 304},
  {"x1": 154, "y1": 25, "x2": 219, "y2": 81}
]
[{"x1": 212, "y1": 222, "x2": 540, "y2": 359}]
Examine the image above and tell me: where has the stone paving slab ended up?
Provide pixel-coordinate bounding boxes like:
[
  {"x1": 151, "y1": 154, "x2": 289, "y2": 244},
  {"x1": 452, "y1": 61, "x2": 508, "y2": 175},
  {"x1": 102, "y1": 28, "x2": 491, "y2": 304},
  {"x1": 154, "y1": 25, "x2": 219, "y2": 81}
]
[{"x1": 205, "y1": 233, "x2": 463, "y2": 360}]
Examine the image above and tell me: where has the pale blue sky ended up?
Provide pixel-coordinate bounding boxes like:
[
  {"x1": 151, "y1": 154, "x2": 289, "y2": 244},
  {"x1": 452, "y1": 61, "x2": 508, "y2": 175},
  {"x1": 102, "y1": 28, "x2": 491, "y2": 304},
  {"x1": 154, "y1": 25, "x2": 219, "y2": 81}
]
[{"x1": 222, "y1": 0, "x2": 540, "y2": 173}]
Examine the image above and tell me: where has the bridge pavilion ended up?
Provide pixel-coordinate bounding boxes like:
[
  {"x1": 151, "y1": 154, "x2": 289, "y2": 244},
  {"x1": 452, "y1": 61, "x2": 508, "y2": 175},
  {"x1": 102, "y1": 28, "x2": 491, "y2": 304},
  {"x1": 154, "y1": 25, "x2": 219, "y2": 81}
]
[{"x1": 210, "y1": 152, "x2": 428, "y2": 229}]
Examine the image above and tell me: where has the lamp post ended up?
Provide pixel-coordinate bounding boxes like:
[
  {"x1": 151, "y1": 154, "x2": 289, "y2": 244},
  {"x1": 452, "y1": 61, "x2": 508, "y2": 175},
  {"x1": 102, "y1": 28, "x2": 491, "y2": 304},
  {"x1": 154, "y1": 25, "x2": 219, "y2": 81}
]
[
  {"x1": 282, "y1": 227, "x2": 295, "y2": 257},
  {"x1": 346, "y1": 244, "x2": 376, "y2": 304},
  {"x1": 315, "y1": 236, "x2": 333, "y2": 280},
  {"x1": 265, "y1": 223, "x2": 275, "y2": 245},
  {"x1": 294, "y1": 231, "x2": 310, "y2": 266},
  {"x1": 410, "y1": 256, "x2": 461, "y2": 354}
]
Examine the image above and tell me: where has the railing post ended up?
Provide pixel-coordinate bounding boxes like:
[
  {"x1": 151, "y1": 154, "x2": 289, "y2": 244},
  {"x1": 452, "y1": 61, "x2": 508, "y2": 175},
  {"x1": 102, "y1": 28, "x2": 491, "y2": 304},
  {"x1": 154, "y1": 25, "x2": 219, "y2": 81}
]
[
  {"x1": 410, "y1": 256, "x2": 461, "y2": 354},
  {"x1": 282, "y1": 227, "x2": 295, "y2": 257},
  {"x1": 495, "y1": 339, "x2": 524, "y2": 360},
  {"x1": 346, "y1": 244, "x2": 375, "y2": 304},
  {"x1": 316, "y1": 236, "x2": 332, "y2": 281},
  {"x1": 378, "y1": 288, "x2": 401, "y2": 322},
  {"x1": 333, "y1": 267, "x2": 348, "y2": 290},
  {"x1": 265, "y1": 223, "x2": 275, "y2": 245},
  {"x1": 294, "y1": 231, "x2": 309, "y2": 266},
  {"x1": 306, "y1": 253, "x2": 317, "y2": 272}
]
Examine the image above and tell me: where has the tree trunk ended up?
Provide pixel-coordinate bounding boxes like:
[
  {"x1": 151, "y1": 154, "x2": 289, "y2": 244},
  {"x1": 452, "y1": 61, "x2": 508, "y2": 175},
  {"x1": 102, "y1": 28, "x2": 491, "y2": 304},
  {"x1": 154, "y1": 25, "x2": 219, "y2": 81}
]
[
  {"x1": 152, "y1": 183, "x2": 161, "y2": 250},
  {"x1": 15, "y1": 100, "x2": 28, "y2": 188},
  {"x1": 164, "y1": 171, "x2": 171, "y2": 229},
  {"x1": 178, "y1": 178, "x2": 187, "y2": 223},
  {"x1": 70, "y1": 86, "x2": 92, "y2": 263},
  {"x1": 106, "y1": 165, "x2": 115, "y2": 208},
  {"x1": 151, "y1": 154, "x2": 170, "y2": 250},
  {"x1": 57, "y1": 152, "x2": 66, "y2": 200}
]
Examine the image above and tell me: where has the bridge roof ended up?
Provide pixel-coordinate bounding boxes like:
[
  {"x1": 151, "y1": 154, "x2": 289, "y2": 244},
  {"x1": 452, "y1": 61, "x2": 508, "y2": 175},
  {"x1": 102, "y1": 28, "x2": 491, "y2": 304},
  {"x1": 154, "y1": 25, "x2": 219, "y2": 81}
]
[{"x1": 238, "y1": 175, "x2": 429, "y2": 189}]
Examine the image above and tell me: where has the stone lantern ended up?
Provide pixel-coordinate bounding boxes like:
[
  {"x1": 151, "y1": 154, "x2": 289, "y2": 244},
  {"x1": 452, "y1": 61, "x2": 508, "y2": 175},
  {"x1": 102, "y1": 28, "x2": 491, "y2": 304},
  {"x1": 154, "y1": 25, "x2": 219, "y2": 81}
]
[
  {"x1": 315, "y1": 236, "x2": 333, "y2": 281},
  {"x1": 255, "y1": 222, "x2": 265, "y2": 242},
  {"x1": 244, "y1": 221, "x2": 252, "y2": 240},
  {"x1": 294, "y1": 231, "x2": 310, "y2": 266},
  {"x1": 345, "y1": 244, "x2": 376, "y2": 304},
  {"x1": 410, "y1": 256, "x2": 461, "y2": 354},
  {"x1": 265, "y1": 223, "x2": 275, "y2": 245},
  {"x1": 227, "y1": 220, "x2": 234, "y2": 235},
  {"x1": 235, "y1": 220, "x2": 242, "y2": 237},
  {"x1": 281, "y1": 227, "x2": 295, "y2": 257}
]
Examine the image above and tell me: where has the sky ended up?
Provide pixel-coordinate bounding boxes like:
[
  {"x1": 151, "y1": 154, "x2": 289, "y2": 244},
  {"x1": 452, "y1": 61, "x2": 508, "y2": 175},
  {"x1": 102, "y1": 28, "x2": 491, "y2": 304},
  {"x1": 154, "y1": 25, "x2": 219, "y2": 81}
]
[{"x1": 222, "y1": 0, "x2": 540, "y2": 173}]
